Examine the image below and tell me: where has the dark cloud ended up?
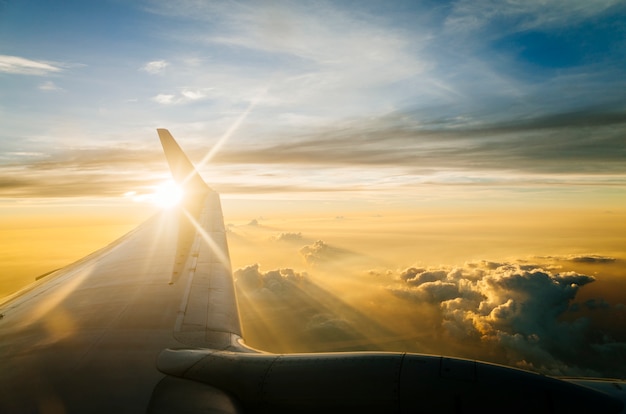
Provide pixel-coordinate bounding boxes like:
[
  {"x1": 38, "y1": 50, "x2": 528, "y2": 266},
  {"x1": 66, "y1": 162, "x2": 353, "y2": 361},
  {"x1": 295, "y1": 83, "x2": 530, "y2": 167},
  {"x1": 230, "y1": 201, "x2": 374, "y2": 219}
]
[
  {"x1": 213, "y1": 108, "x2": 626, "y2": 176},
  {"x1": 3, "y1": 107, "x2": 625, "y2": 199},
  {"x1": 584, "y1": 298, "x2": 611, "y2": 310},
  {"x1": 536, "y1": 254, "x2": 617, "y2": 264},
  {"x1": 567, "y1": 255, "x2": 617, "y2": 264}
]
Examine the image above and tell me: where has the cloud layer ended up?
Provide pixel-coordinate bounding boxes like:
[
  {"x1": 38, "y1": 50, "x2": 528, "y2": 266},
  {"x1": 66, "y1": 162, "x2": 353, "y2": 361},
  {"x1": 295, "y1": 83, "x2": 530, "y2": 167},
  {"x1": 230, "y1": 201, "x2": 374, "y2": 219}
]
[{"x1": 235, "y1": 258, "x2": 626, "y2": 377}]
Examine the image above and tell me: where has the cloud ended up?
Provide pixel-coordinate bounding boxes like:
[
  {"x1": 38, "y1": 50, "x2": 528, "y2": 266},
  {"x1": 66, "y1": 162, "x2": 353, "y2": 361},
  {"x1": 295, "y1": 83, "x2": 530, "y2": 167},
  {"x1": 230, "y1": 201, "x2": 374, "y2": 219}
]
[
  {"x1": 565, "y1": 255, "x2": 617, "y2": 263},
  {"x1": 234, "y1": 263, "x2": 307, "y2": 297},
  {"x1": 144, "y1": 0, "x2": 429, "y2": 116},
  {"x1": 537, "y1": 254, "x2": 618, "y2": 263},
  {"x1": 152, "y1": 89, "x2": 211, "y2": 105},
  {"x1": 445, "y1": 0, "x2": 622, "y2": 33},
  {"x1": 38, "y1": 81, "x2": 62, "y2": 92},
  {"x1": 0, "y1": 147, "x2": 165, "y2": 198},
  {"x1": 141, "y1": 60, "x2": 169, "y2": 74},
  {"x1": 232, "y1": 259, "x2": 625, "y2": 374},
  {"x1": 384, "y1": 261, "x2": 626, "y2": 376},
  {"x1": 152, "y1": 93, "x2": 176, "y2": 104},
  {"x1": 0, "y1": 55, "x2": 63, "y2": 75},
  {"x1": 271, "y1": 232, "x2": 303, "y2": 242},
  {"x1": 212, "y1": 108, "x2": 626, "y2": 177},
  {"x1": 234, "y1": 263, "x2": 388, "y2": 352},
  {"x1": 181, "y1": 89, "x2": 206, "y2": 100},
  {"x1": 583, "y1": 298, "x2": 611, "y2": 310},
  {"x1": 299, "y1": 240, "x2": 354, "y2": 266}
]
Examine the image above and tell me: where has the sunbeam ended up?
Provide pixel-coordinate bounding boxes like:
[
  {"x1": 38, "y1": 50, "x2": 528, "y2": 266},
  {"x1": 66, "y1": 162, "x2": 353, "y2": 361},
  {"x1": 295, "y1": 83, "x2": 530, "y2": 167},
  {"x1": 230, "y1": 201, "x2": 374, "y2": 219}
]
[
  {"x1": 182, "y1": 207, "x2": 230, "y2": 269},
  {"x1": 195, "y1": 88, "x2": 268, "y2": 173}
]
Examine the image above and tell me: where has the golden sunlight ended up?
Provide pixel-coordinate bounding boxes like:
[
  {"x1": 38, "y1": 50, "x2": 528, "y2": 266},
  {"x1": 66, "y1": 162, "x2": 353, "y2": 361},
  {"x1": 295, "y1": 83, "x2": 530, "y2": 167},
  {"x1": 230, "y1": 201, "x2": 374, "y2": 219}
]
[{"x1": 148, "y1": 180, "x2": 184, "y2": 209}]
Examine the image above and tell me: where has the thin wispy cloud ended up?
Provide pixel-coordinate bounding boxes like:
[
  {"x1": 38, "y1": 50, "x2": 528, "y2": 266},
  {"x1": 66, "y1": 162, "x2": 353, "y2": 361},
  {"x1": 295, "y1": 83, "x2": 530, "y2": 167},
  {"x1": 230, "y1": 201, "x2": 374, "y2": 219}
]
[
  {"x1": 445, "y1": 0, "x2": 622, "y2": 32},
  {"x1": 145, "y1": 1, "x2": 430, "y2": 117},
  {"x1": 38, "y1": 81, "x2": 62, "y2": 92},
  {"x1": 152, "y1": 93, "x2": 175, "y2": 104},
  {"x1": 0, "y1": 55, "x2": 63, "y2": 76},
  {"x1": 141, "y1": 59, "x2": 169, "y2": 74}
]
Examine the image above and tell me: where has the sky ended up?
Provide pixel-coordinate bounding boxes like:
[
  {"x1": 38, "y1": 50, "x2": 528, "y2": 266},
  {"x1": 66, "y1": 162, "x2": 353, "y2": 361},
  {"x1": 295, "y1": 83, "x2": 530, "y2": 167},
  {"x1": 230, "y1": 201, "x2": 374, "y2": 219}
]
[{"x1": 1, "y1": 0, "x2": 626, "y2": 377}]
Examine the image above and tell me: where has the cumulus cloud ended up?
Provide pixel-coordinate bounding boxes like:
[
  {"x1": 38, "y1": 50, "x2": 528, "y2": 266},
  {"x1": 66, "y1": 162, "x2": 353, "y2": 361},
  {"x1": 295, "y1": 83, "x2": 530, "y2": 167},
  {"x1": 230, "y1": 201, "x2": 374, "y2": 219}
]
[
  {"x1": 271, "y1": 232, "x2": 303, "y2": 242},
  {"x1": 141, "y1": 59, "x2": 169, "y2": 74},
  {"x1": 234, "y1": 263, "x2": 306, "y2": 295},
  {"x1": 299, "y1": 240, "x2": 337, "y2": 265},
  {"x1": 386, "y1": 261, "x2": 624, "y2": 376},
  {"x1": 233, "y1": 260, "x2": 624, "y2": 374},
  {"x1": 298, "y1": 239, "x2": 369, "y2": 268},
  {"x1": 0, "y1": 55, "x2": 63, "y2": 75}
]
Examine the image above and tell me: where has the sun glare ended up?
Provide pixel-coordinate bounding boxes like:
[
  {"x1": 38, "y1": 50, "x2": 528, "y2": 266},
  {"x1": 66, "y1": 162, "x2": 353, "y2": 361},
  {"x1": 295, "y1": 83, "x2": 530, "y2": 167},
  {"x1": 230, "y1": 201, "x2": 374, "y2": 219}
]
[{"x1": 150, "y1": 180, "x2": 184, "y2": 208}]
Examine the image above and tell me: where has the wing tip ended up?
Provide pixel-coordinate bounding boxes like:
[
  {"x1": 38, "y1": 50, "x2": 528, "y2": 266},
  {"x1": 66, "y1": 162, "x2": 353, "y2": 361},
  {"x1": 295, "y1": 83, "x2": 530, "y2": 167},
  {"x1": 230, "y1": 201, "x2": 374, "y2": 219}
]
[{"x1": 157, "y1": 129, "x2": 210, "y2": 193}]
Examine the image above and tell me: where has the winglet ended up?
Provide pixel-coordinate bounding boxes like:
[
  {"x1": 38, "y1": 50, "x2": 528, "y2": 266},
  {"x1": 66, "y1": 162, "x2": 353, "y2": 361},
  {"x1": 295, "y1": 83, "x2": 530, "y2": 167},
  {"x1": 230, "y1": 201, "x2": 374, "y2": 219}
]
[{"x1": 157, "y1": 129, "x2": 210, "y2": 194}]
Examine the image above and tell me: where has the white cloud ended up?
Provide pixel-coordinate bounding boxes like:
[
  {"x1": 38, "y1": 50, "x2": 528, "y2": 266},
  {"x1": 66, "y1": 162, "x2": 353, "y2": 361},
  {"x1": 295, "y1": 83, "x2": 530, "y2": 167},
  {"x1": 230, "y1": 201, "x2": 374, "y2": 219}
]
[
  {"x1": 152, "y1": 93, "x2": 175, "y2": 104},
  {"x1": 181, "y1": 89, "x2": 206, "y2": 100},
  {"x1": 0, "y1": 55, "x2": 63, "y2": 75},
  {"x1": 141, "y1": 60, "x2": 169, "y2": 74},
  {"x1": 38, "y1": 81, "x2": 62, "y2": 92},
  {"x1": 144, "y1": 1, "x2": 431, "y2": 117}
]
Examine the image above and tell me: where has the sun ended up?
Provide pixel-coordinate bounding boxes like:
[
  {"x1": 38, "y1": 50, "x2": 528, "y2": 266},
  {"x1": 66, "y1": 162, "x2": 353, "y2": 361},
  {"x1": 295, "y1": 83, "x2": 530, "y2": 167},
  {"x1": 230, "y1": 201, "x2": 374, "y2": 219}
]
[{"x1": 150, "y1": 180, "x2": 184, "y2": 208}]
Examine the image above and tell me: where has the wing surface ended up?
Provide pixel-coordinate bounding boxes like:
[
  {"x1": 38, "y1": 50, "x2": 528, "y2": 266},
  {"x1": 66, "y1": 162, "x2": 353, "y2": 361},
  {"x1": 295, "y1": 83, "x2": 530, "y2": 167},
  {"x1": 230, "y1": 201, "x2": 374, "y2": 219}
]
[{"x1": 0, "y1": 130, "x2": 245, "y2": 413}]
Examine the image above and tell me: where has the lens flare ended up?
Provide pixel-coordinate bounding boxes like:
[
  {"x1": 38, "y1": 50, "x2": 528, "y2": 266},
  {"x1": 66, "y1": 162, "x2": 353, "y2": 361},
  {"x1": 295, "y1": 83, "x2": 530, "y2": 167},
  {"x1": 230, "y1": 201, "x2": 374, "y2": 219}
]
[{"x1": 150, "y1": 180, "x2": 183, "y2": 208}]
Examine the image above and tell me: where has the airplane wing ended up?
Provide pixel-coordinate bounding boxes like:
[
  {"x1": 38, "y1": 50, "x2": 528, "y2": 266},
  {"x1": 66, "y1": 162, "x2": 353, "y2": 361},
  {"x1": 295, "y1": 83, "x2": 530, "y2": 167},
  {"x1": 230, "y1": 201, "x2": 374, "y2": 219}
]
[{"x1": 0, "y1": 130, "x2": 248, "y2": 413}]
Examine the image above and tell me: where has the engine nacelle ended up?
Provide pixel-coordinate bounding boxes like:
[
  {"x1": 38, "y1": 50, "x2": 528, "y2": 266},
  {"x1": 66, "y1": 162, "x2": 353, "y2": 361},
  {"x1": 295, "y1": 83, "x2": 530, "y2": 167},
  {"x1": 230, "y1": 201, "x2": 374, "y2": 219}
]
[{"x1": 157, "y1": 349, "x2": 623, "y2": 413}]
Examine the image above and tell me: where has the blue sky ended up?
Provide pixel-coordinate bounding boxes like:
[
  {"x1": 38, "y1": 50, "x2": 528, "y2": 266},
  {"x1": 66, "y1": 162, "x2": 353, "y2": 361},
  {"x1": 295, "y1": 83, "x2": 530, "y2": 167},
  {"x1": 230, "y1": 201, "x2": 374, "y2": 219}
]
[{"x1": 1, "y1": 0, "x2": 625, "y2": 203}]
